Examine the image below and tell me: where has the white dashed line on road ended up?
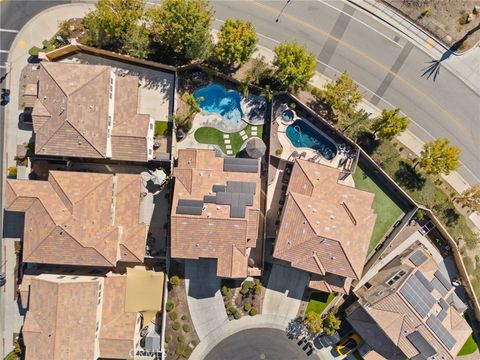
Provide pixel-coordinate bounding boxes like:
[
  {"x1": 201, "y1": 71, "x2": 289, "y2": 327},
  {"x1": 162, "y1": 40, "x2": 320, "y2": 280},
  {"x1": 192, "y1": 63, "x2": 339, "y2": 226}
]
[{"x1": 0, "y1": 28, "x2": 18, "y2": 33}]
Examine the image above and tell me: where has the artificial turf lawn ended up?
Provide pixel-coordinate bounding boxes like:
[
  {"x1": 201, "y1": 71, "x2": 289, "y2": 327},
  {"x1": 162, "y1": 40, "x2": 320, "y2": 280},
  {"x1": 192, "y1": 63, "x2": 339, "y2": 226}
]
[
  {"x1": 154, "y1": 121, "x2": 172, "y2": 136},
  {"x1": 353, "y1": 163, "x2": 405, "y2": 252},
  {"x1": 458, "y1": 334, "x2": 478, "y2": 356},
  {"x1": 194, "y1": 124, "x2": 263, "y2": 155},
  {"x1": 304, "y1": 291, "x2": 335, "y2": 316}
]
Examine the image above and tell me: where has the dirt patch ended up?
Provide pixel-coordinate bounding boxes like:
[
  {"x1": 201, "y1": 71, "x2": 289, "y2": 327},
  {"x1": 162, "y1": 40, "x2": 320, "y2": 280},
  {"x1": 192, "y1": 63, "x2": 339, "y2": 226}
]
[{"x1": 383, "y1": 0, "x2": 480, "y2": 51}]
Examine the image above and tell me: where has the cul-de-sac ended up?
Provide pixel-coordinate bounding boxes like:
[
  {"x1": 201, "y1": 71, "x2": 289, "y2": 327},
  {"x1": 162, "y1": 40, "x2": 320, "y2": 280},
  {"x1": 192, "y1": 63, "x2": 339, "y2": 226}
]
[{"x1": 1, "y1": 1, "x2": 480, "y2": 359}]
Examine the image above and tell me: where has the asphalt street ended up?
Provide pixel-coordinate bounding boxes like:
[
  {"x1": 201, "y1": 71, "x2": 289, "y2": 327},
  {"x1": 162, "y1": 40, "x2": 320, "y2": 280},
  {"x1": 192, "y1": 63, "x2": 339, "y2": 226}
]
[
  {"x1": 204, "y1": 328, "x2": 310, "y2": 360},
  {"x1": 211, "y1": 1, "x2": 480, "y2": 185}
]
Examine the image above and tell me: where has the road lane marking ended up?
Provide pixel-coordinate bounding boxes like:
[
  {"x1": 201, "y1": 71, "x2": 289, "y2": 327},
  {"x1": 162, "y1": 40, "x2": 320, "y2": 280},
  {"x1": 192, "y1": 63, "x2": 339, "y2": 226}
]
[
  {"x1": 248, "y1": 0, "x2": 479, "y2": 146},
  {"x1": 0, "y1": 50, "x2": 8, "y2": 53},
  {"x1": 0, "y1": 28, "x2": 18, "y2": 33}
]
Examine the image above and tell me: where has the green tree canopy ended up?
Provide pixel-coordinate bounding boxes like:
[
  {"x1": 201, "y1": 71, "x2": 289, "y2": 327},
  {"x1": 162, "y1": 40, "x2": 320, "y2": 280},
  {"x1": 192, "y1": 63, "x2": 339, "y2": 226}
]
[
  {"x1": 339, "y1": 109, "x2": 371, "y2": 140},
  {"x1": 371, "y1": 108, "x2": 409, "y2": 140},
  {"x1": 323, "y1": 310, "x2": 341, "y2": 336},
  {"x1": 215, "y1": 19, "x2": 258, "y2": 67},
  {"x1": 273, "y1": 41, "x2": 316, "y2": 92},
  {"x1": 148, "y1": 0, "x2": 213, "y2": 63},
  {"x1": 82, "y1": 0, "x2": 147, "y2": 53},
  {"x1": 304, "y1": 311, "x2": 323, "y2": 334},
  {"x1": 324, "y1": 72, "x2": 362, "y2": 120},
  {"x1": 456, "y1": 185, "x2": 480, "y2": 213},
  {"x1": 419, "y1": 138, "x2": 461, "y2": 176}
]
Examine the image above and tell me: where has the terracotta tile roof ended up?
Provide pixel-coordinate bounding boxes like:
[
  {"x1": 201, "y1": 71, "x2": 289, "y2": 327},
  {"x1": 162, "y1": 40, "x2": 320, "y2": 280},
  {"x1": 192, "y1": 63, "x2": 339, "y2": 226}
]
[
  {"x1": 23, "y1": 276, "x2": 99, "y2": 360},
  {"x1": 31, "y1": 62, "x2": 151, "y2": 161},
  {"x1": 6, "y1": 171, "x2": 147, "y2": 267},
  {"x1": 348, "y1": 247, "x2": 472, "y2": 360},
  {"x1": 273, "y1": 160, "x2": 376, "y2": 289},
  {"x1": 99, "y1": 276, "x2": 137, "y2": 359},
  {"x1": 171, "y1": 149, "x2": 261, "y2": 278}
]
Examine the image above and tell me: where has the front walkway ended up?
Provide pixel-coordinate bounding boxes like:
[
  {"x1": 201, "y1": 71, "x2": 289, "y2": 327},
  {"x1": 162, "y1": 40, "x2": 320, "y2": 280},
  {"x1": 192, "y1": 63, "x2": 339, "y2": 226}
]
[{"x1": 184, "y1": 260, "x2": 228, "y2": 340}]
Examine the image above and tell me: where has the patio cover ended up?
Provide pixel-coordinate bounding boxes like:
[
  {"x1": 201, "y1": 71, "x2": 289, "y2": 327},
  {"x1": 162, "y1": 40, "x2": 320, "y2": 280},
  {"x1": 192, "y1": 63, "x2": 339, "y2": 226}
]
[{"x1": 125, "y1": 266, "x2": 164, "y2": 324}]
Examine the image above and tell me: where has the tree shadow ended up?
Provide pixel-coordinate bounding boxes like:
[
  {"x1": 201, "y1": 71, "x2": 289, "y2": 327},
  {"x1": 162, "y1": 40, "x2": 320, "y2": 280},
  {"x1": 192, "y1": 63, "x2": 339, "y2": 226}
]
[
  {"x1": 422, "y1": 22, "x2": 480, "y2": 82},
  {"x1": 442, "y1": 207, "x2": 460, "y2": 227},
  {"x1": 394, "y1": 160, "x2": 425, "y2": 191},
  {"x1": 356, "y1": 131, "x2": 379, "y2": 155}
]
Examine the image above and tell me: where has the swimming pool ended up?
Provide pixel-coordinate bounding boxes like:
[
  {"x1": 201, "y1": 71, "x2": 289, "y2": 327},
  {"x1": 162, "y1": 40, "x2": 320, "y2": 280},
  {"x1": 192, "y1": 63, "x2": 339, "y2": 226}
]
[
  {"x1": 194, "y1": 84, "x2": 243, "y2": 124},
  {"x1": 286, "y1": 120, "x2": 337, "y2": 160}
]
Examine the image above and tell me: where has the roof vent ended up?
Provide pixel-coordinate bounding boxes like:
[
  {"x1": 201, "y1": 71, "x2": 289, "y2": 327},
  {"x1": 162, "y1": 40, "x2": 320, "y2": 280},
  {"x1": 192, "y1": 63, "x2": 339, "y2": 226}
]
[
  {"x1": 199, "y1": 171, "x2": 203, "y2": 176},
  {"x1": 287, "y1": 240, "x2": 292, "y2": 245},
  {"x1": 196, "y1": 243, "x2": 200, "y2": 247},
  {"x1": 330, "y1": 215, "x2": 335, "y2": 220},
  {"x1": 312, "y1": 208, "x2": 317, "y2": 213},
  {"x1": 330, "y1": 256, "x2": 336, "y2": 260}
]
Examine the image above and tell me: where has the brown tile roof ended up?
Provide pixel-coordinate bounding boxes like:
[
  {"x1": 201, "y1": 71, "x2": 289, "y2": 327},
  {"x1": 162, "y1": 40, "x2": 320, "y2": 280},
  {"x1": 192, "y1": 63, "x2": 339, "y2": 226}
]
[
  {"x1": 348, "y1": 247, "x2": 472, "y2": 360},
  {"x1": 171, "y1": 149, "x2": 261, "y2": 278},
  {"x1": 32, "y1": 62, "x2": 151, "y2": 161},
  {"x1": 23, "y1": 276, "x2": 99, "y2": 360},
  {"x1": 6, "y1": 171, "x2": 147, "y2": 267},
  {"x1": 99, "y1": 276, "x2": 137, "y2": 359},
  {"x1": 273, "y1": 160, "x2": 376, "y2": 289}
]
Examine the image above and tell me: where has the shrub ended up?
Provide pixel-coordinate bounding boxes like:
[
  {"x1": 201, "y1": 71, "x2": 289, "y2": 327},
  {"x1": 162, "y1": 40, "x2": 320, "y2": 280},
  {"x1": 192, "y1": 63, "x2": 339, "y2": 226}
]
[
  {"x1": 249, "y1": 307, "x2": 258, "y2": 316},
  {"x1": 459, "y1": 13, "x2": 470, "y2": 25},
  {"x1": 165, "y1": 335, "x2": 172, "y2": 343},
  {"x1": 172, "y1": 321, "x2": 181, "y2": 331},
  {"x1": 182, "y1": 323, "x2": 191, "y2": 332},
  {"x1": 191, "y1": 340, "x2": 198, "y2": 347},
  {"x1": 415, "y1": 209, "x2": 426, "y2": 221},
  {"x1": 420, "y1": 7, "x2": 430, "y2": 17},
  {"x1": 244, "y1": 303, "x2": 252, "y2": 312},
  {"x1": 181, "y1": 315, "x2": 187, "y2": 321},
  {"x1": 221, "y1": 285, "x2": 230, "y2": 297},
  {"x1": 169, "y1": 275, "x2": 180, "y2": 286},
  {"x1": 166, "y1": 301, "x2": 174, "y2": 312},
  {"x1": 240, "y1": 280, "x2": 255, "y2": 296},
  {"x1": 275, "y1": 149, "x2": 283, "y2": 156},
  {"x1": 8, "y1": 166, "x2": 17, "y2": 177},
  {"x1": 175, "y1": 345, "x2": 186, "y2": 355},
  {"x1": 233, "y1": 311, "x2": 242, "y2": 319},
  {"x1": 177, "y1": 335, "x2": 185, "y2": 343},
  {"x1": 169, "y1": 311, "x2": 178, "y2": 321},
  {"x1": 254, "y1": 282, "x2": 262, "y2": 295}
]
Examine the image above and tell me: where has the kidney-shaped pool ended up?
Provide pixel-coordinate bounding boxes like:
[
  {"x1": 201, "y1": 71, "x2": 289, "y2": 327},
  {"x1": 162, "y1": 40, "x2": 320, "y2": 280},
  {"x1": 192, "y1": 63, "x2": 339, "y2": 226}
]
[{"x1": 194, "y1": 84, "x2": 243, "y2": 124}]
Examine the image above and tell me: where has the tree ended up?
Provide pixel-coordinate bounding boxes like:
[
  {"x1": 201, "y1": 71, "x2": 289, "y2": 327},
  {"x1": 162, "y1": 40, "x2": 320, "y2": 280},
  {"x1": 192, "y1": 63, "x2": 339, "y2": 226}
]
[
  {"x1": 371, "y1": 108, "x2": 409, "y2": 140},
  {"x1": 247, "y1": 56, "x2": 271, "y2": 86},
  {"x1": 304, "y1": 311, "x2": 323, "y2": 334},
  {"x1": 273, "y1": 41, "x2": 316, "y2": 92},
  {"x1": 260, "y1": 84, "x2": 273, "y2": 102},
  {"x1": 323, "y1": 310, "x2": 341, "y2": 336},
  {"x1": 418, "y1": 138, "x2": 461, "y2": 176},
  {"x1": 215, "y1": 19, "x2": 258, "y2": 67},
  {"x1": 339, "y1": 109, "x2": 371, "y2": 140},
  {"x1": 120, "y1": 24, "x2": 151, "y2": 59},
  {"x1": 455, "y1": 185, "x2": 480, "y2": 212},
  {"x1": 169, "y1": 275, "x2": 180, "y2": 286},
  {"x1": 324, "y1": 72, "x2": 362, "y2": 120},
  {"x1": 82, "y1": 0, "x2": 146, "y2": 52},
  {"x1": 148, "y1": 0, "x2": 213, "y2": 63}
]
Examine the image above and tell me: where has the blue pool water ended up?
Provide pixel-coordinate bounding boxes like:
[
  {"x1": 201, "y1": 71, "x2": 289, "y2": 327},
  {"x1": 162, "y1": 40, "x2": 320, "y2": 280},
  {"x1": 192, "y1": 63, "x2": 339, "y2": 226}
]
[
  {"x1": 282, "y1": 109, "x2": 294, "y2": 122},
  {"x1": 194, "y1": 84, "x2": 243, "y2": 123},
  {"x1": 286, "y1": 120, "x2": 337, "y2": 160}
]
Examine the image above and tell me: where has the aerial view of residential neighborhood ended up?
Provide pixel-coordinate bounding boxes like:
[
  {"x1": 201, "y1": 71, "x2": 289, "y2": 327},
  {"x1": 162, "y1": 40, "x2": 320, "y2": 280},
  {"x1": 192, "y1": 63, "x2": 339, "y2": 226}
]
[{"x1": 1, "y1": 0, "x2": 480, "y2": 359}]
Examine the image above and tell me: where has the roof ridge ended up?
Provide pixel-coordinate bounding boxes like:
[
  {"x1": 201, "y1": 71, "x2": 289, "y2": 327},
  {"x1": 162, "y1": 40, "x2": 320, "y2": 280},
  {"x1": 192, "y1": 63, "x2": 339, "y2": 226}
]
[
  {"x1": 68, "y1": 172, "x2": 113, "y2": 205},
  {"x1": 63, "y1": 226, "x2": 115, "y2": 266},
  {"x1": 294, "y1": 159, "x2": 315, "y2": 190},
  {"x1": 42, "y1": 63, "x2": 68, "y2": 98}
]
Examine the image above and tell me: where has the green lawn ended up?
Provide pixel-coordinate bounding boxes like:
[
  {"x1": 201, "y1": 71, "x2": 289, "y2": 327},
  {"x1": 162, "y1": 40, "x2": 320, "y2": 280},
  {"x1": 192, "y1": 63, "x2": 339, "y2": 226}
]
[
  {"x1": 458, "y1": 334, "x2": 478, "y2": 356},
  {"x1": 155, "y1": 121, "x2": 173, "y2": 136},
  {"x1": 194, "y1": 124, "x2": 263, "y2": 155},
  {"x1": 305, "y1": 291, "x2": 335, "y2": 316},
  {"x1": 353, "y1": 163, "x2": 405, "y2": 252}
]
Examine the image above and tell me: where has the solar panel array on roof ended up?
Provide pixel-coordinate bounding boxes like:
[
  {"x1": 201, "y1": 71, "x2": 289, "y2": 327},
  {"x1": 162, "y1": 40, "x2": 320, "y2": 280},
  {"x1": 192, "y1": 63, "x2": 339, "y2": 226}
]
[
  {"x1": 427, "y1": 314, "x2": 457, "y2": 350},
  {"x1": 410, "y1": 250, "x2": 428, "y2": 266},
  {"x1": 176, "y1": 199, "x2": 203, "y2": 215},
  {"x1": 431, "y1": 277, "x2": 448, "y2": 297},
  {"x1": 406, "y1": 331, "x2": 437, "y2": 358},
  {"x1": 434, "y1": 271, "x2": 453, "y2": 291},
  {"x1": 415, "y1": 271, "x2": 434, "y2": 292},
  {"x1": 212, "y1": 184, "x2": 226, "y2": 193},
  {"x1": 226, "y1": 181, "x2": 256, "y2": 194},
  {"x1": 223, "y1": 157, "x2": 258, "y2": 173},
  {"x1": 203, "y1": 195, "x2": 217, "y2": 203},
  {"x1": 439, "y1": 298, "x2": 449, "y2": 311},
  {"x1": 400, "y1": 272, "x2": 436, "y2": 318},
  {"x1": 437, "y1": 309, "x2": 447, "y2": 322}
]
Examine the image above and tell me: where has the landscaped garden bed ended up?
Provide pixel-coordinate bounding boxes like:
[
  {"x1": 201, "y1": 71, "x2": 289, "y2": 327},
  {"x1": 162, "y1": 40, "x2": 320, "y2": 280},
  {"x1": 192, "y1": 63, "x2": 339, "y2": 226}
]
[
  {"x1": 221, "y1": 279, "x2": 263, "y2": 319},
  {"x1": 164, "y1": 264, "x2": 199, "y2": 359}
]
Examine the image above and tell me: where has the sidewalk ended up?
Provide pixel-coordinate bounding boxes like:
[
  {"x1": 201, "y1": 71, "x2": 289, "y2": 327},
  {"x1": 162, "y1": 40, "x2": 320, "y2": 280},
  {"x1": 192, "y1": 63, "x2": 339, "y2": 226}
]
[{"x1": 348, "y1": 0, "x2": 480, "y2": 95}]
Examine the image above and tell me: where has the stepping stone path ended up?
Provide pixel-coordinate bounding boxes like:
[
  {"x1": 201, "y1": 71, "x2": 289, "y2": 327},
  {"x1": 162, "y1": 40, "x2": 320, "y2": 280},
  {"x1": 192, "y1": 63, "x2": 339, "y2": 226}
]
[
  {"x1": 227, "y1": 150, "x2": 233, "y2": 155},
  {"x1": 226, "y1": 145, "x2": 232, "y2": 149},
  {"x1": 241, "y1": 134, "x2": 248, "y2": 140},
  {"x1": 223, "y1": 133, "x2": 232, "y2": 155},
  {"x1": 251, "y1": 126, "x2": 258, "y2": 137}
]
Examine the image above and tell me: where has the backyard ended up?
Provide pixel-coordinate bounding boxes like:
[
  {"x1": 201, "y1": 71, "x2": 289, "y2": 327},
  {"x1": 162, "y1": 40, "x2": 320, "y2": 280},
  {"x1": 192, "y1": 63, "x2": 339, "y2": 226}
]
[
  {"x1": 353, "y1": 163, "x2": 406, "y2": 252},
  {"x1": 458, "y1": 334, "x2": 478, "y2": 356},
  {"x1": 305, "y1": 291, "x2": 335, "y2": 316},
  {"x1": 194, "y1": 124, "x2": 263, "y2": 155}
]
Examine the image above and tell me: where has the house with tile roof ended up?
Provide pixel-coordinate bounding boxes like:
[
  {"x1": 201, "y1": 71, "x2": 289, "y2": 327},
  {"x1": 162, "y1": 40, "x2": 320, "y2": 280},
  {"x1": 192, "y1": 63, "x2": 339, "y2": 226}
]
[
  {"x1": 347, "y1": 246, "x2": 472, "y2": 360},
  {"x1": 20, "y1": 269, "x2": 164, "y2": 360},
  {"x1": 273, "y1": 159, "x2": 377, "y2": 294},
  {"x1": 5, "y1": 170, "x2": 148, "y2": 268},
  {"x1": 27, "y1": 62, "x2": 154, "y2": 162},
  {"x1": 170, "y1": 149, "x2": 262, "y2": 278}
]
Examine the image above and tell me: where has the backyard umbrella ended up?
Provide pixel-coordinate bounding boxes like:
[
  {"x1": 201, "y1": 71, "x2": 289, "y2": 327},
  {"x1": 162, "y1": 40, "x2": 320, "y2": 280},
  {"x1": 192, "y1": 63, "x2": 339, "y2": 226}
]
[
  {"x1": 245, "y1": 137, "x2": 266, "y2": 159},
  {"x1": 152, "y1": 168, "x2": 166, "y2": 186}
]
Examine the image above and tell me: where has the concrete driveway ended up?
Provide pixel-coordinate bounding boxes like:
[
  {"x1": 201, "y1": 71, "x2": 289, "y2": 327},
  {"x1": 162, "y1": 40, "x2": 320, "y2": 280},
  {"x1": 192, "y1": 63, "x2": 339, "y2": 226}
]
[
  {"x1": 262, "y1": 264, "x2": 309, "y2": 323},
  {"x1": 184, "y1": 259, "x2": 228, "y2": 340}
]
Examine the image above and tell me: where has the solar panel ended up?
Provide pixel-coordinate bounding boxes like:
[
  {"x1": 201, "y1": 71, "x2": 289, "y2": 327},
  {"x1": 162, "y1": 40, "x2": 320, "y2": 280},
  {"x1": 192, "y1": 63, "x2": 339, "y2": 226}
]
[
  {"x1": 415, "y1": 271, "x2": 434, "y2": 292},
  {"x1": 439, "y1": 298, "x2": 449, "y2": 311},
  {"x1": 437, "y1": 309, "x2": 447, "y2": 322},
  {"x1": 434, "y1": 271, "x2": 453, "y2": 291},
  {"x1": 178, "y1": 199, "x2": 203, "y2": 208},
  {"x1": 223, "y1": 158, "x2": 258, "y2": 173},
  {"x1": 431, "y1": 277, "x2": 448, "y2": 297},
  {"x1": 230, "y1": 206, "x2": 246, "y2": 218},
  {"x1": 427, "y1": 315, "x2": 456, "y2": 350},
  {"x1": 226, "y1": 181, "x2": 256, "y2": 194},
  {"x1": 176, "y1": 206, "x2": 203, "y2": 215},
  {"x1": 410, "y1": 250, "x2": 428, "y2": 266},
  {"x1": 212, "y1": 185, "x2": 226, "y2": 193},
  {"x1": 203, "y1": 195, "x2": 217, "y2": 203},
  {"x1": 406, "y1": 331, "x2": 437, "y2": 358},
  {"x1": 400, "y1": 273, "x2": 436, "y2": 318}
]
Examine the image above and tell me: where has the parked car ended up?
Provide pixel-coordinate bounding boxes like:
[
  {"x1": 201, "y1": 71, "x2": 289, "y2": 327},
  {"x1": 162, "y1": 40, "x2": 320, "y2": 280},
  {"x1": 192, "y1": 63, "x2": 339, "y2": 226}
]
[
  {"x1": 335, "y1": 333, "x2": 361, "y2": 356},
  {"x1": 314, "y1": 331, "x2": 341, "y2": 349}
]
